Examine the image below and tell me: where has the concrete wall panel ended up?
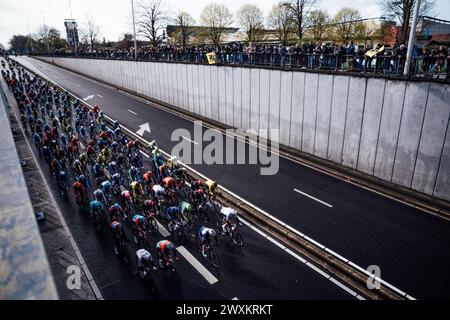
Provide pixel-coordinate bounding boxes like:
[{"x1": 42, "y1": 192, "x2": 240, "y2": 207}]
[
  {"x1": 241, "y1": 68, "x2": 251, "y2": 131},
  {"x1": 342, "y1": 77, "x2": 367, "y2": 169},
  {"x1": 198, "y1": 65, "x2": 206, "y2": 117},
  {"x1": 218, "y1": 67, "x2": 227, "y2": 123},
  {"x1": 314, "y1": 74, "x2": 333, "y2": 159},
  {"x1": 289, "y1": 72, "x2": 305, "y2": 151},
  {"x1": 434, "y1": 120, "x2": 450, "y2": 201},
  {"x1": 412, "y1": 83, "x2": 450, "y2": 194},
  {"x1": 392, "y1": 82, "x2": 429, "y2": 187},
  {"x1": 250, "y1": 68, "x2": 260, "y2": 131},
  {"x1": 210, "y1": 66, "x2": 219, "y2": 121},
  {"x1": 225, "y1": 67, "x2": 234, "y2": 127},
  {"x1": 233, "y1": 67, "x2": 242, "y2": 128},
  {"x1": 280, "y1": 71, "x2": 293, "y2": 146},
  {"x1": 374, "y1": 80, "x2": 406, "y2": 180},
  {"x1": 269, "y1": 70, "x2": 281, "y2": 141},
  {"x1": 357, "y1": 78, "x2": 385, "y2": 174},
  {"x1": 302, "y1": 73, "x2": 319, "y2": 154},
  {"x1": 259, "y1": 69, "x2": 271, "y2": 139},
  {"x1": 328, "y1": 76, "x2": 349, "y2": 164}
]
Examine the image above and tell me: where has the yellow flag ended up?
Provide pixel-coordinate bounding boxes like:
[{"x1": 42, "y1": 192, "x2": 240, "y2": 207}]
[
  {"x1": 206, "y1": 52, "x2": 216, "y2": 65},
  {"x1": 377, "y1": 45, "x2": 385, "y2": 53}
]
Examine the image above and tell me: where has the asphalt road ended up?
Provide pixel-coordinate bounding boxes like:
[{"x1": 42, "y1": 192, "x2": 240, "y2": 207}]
[
  {"x1": 13, "y1": 56, "x2": 450, "y2": 299},
  {"x1": 2, "y1": 57, "x2": 354, "y2": 300}
]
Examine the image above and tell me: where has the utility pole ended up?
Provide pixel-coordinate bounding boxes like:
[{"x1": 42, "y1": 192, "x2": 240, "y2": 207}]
[
  {"x1": 131, "y1": 0, "x2": 138, "y2": 59},
  {"x1": 403, "y1": 0, "x2": 421, "y2": 76},
  {"x1": 41, "y1": 12, "x2": 50, "y2": 54}
]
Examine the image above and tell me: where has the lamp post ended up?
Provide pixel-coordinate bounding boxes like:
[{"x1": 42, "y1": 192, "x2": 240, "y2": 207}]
[
  {"x1": 403, "y1": 0, "x2": 421, "y2": 76},
  {"x1": 41, "y1": 12, "x2": 50, "y2": 54},
  {"x1": 131, "y1": 0, "x2": 138, "y2": 59}
]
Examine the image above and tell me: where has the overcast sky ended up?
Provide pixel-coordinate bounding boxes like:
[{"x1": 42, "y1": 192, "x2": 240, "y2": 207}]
[{"x1": 1, "y1": 0, "x2": 449, "y2": 48}]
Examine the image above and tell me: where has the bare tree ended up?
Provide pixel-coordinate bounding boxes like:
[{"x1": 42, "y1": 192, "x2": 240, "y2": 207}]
[
  {"x1": 305, "y1": 9, "x2": 330, "y2": 42},
  {"x1": 378, "y1": 0, "x2": 435, "y2": 44},
  {"x1": 281, "y1": 0, "x2": 317, "y2": 40},
  {"x1": 200, "y1": 3, "x2": 233, "y2": 46},
  {"x1": 81, "y1": 18, "x2": 101, "y2": 49},
  {"x1": 174, "y1": 10, "x2": 195, "y2": 47},
  {"x1": 333, "y1": 7, "x2": 363, "y2": 43},
  {"x1": 236, "y1": 4, "x2": 265, "y2": 43},
  {"x1": 137, "y1": 0, "x2": 166, "y2": 47},
  {"x1": 267, "y1": 3, "x2": 295, "y2": 46}
]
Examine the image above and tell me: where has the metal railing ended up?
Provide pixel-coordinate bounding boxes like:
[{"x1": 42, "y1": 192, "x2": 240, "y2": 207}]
[{"x1": 31, "y1": 51, "x2": 450, "y2": 81}]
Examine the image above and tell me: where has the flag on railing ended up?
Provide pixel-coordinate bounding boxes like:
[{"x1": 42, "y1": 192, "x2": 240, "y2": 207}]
[{"x1": 206, "y1": 52, "x2": 216, "y2": 65}]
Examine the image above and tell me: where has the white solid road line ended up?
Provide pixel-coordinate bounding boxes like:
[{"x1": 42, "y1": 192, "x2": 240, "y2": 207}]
[
  {"x1": 182, "y1": 135, "x2": 199, "y2": 145},
  {"x1": 238, "y1": 217, "x2": 364, "y2": 300},
  {"x1": 17, "y1": 57, "x2": 415, "y2": 300},
  {"x1": 128, "y1": 109, "x2": 138, "y2": 115},
  {"x1": 293, "y1": 188, "x2": 333, "y2": 208},
  {"x1": 96, "y1": 94, "x2": 103, "y2": 98},
  {"x1": 156, "y1": 221, "x2": 171, "y2": 237},
  {"x1": 177, "y1": 246, "x2": 219, "y2": 285}
]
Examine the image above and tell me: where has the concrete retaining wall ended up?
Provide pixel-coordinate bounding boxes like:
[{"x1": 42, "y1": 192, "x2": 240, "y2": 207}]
[{"x1": 38, "y1": 57, "x2": 450, "y2": 202}]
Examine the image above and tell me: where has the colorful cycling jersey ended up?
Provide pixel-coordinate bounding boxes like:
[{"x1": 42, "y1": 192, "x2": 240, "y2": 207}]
[
  {"x1": 101, "y1": 180, "x2": 112, "y2": 191},
  {"x1": 221, "y1": 207, "x2": 237, "y2": 220},
  {"x1": 163, "y1": 176, "x2": 174, "y2": 187},
  {"x1": 166, "y1": 206, "x2": 180, "y2": 220},
  {"x1": 156, "y1": 240, "x2": 174, "y2": 254},
  {"x1": 121, "y1": 190, "x2": 131, "y2": 200},
  {"x1": 110, "y1": 221, "x2": 123, "y2": 235},
  {"x1": 90, "y1": 200, "x2": 103, "y2": 211},
  {"x1": 136, "y1": 249, "x2": 152, "y2": 267},
  {"x1": 152, "y1": 184, "x2": 165, "y2": 195},
  {"x1": 132, "y1": 214, "x2": 145, "y2": 226},
  {"x1": 109, "y1": 203, "x2": 122, "y2": 213},
  {"x1": 179, "y1": 201, "x2": 192, "y2": 213},
  {"x1": 199, "y1": 226, "x2": 214, "y2": 241}
]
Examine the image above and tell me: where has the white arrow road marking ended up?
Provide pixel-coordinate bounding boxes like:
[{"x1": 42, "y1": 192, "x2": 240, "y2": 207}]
[
  {"x1": 128, "y1": 109, "x2": 137, "y2": 115},
  {"x1": 136, "y1": 122, "x2": 151, "y2": 136},
  {"x1": 182, "y1": 136, "x2": 198, "y2": 145},
  {"x1": 83, "y1": 94, "x2": 95, "y2": 101}
]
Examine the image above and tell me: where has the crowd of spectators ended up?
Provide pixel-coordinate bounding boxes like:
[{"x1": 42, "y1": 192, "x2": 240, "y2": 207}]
[{"x1": 65, "y1": 41, "x2": 450, "y2": 78}]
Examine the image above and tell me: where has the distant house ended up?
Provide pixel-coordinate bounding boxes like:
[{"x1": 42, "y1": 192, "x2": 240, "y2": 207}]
[{"x1": 416, "y1": 16, "x2": 450, "y2": 43}]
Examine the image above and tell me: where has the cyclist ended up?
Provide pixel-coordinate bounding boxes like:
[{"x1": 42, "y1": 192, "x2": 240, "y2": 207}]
[
  {"x1": 76, "y1": 174, "x2": 90, "y2": 190},
  {"x1": 155, "y1": 239, "x2": 179, "y2": 267},
  {"x1": 128, "y1": 165, "x2": 140, "y2": 182},
  {"x1": 100, "y1": 180, "x2": 113, "y2": 203},
  {"x1": 89, "y1": 199, "x2": 104, "y2": 221},
  {"x1": 198, "y1": 226, "x2": 217, "y2": 257},
  {"x1": 110, "y1": 220, "x2": 127, "y2": 255},
  {"x1": 93, "y1": 188, "x2": 108, "y2": 206},
  {"x1": 166, "y1": 206, "x2": 181, "y2": 232},
  {"x1": 220, "y1": 207, "x2": 239, "y2": 235},
  {"x1": 179, "y1": 201, "x2": 192, "y2": 218},
  {"x1": 132, "y1": 213, "x2": 148, "y2": 243},
  {"x1": 108, "y1": 203, "x2": 123, "y2": 221},
  {"x1": 130, "y1": 181, "x2": 144, "y2": 202},
  {"x1": 72, "y1": 181, "x2": 87, "y2": 205},
  {"x1": 135, "y1": 249, "x2": 157, "y2": 279}
]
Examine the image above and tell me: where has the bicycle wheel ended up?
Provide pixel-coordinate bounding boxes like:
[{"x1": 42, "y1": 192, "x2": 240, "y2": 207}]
[
  {"x1": 208, "y1": 246, "x2": 220, "y2": 268},
  {"x1": 150, "y1": 218, "x2": 159, "y2": 233},
  {"x1": 171, "y1": 268, "x2": 181, "y2": 286},
  {"x1": 232, "y1": 231, "x2": 244, "y2": 247}
]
